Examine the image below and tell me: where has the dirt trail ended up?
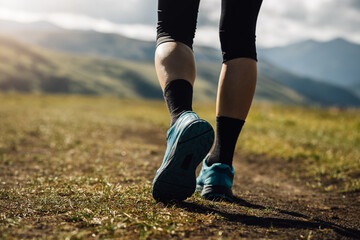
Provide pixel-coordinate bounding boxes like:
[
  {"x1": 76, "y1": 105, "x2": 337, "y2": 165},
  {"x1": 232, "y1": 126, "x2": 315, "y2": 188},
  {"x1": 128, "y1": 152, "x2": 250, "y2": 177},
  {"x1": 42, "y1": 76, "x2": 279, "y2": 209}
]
[
  {"x1": 2, "y1": 113, "x2": 359, "y2": 239},
  {"x1": 227, "y1": 153, "x2": 360, "y2": 239},
  {"x1": 141, "y1": 126, "x2": 360, "y2": 239}
]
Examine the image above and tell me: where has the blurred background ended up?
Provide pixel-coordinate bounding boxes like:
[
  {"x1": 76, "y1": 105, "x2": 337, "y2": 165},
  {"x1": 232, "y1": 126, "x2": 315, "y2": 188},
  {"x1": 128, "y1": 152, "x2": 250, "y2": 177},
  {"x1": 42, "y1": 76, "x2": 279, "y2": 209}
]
[{"x1": 0, "y1": 0, "x2": 359, "y2": 107}]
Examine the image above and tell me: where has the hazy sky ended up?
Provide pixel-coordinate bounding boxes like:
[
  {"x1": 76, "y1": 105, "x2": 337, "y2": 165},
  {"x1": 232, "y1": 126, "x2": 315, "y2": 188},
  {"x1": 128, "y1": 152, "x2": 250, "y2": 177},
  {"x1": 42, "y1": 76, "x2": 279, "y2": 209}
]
[{"x1": 0, "y1": 0, "x2": 359, "y2": 48}]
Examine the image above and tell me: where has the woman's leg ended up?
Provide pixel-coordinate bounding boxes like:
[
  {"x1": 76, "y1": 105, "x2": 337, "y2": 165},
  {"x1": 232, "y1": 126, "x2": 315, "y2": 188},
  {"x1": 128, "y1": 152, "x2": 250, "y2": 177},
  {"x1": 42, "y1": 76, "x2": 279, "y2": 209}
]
[
  {"x1": 216, "y1": 58, "x2": 257, "y2": 120},
  {"x1": 155, "y1": 42, "x2": 196, "y2": 126},
  {"x1": 155, "y1": 42, "x2": 196, "y2": 91},
  {"x1": 155, "y1": 0, "x2": 200, "y2": 125},
  {"x1": 152, "y1": 0, "x2": 215, "y2": 202},
  {"x1": 197, "y1": 0, "x2": 262, "y2": 202},
  {"x1": 206, "y1": 0, "x2": 262, "y2": 167}
]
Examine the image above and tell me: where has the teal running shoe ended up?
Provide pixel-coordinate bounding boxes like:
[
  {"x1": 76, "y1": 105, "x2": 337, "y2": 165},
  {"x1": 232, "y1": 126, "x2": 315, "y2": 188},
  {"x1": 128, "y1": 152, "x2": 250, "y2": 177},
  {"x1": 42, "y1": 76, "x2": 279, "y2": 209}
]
[
  {"x1": 152, "y1": 111, "x2": 214, "y2": 202},
  {"x1": 196, "y1": 156, "x2": 235, "y2": 202}
]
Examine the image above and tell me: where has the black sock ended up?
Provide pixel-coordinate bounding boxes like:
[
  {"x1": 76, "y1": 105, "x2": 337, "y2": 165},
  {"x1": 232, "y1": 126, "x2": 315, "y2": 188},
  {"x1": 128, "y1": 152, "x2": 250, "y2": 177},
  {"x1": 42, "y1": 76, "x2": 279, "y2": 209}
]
[
  {"x1": 163, "y1": 79, "x2": 193, "y2": 126},
  {"x1": 206, "y1": 116, "x2": 245, "y2": 167}
]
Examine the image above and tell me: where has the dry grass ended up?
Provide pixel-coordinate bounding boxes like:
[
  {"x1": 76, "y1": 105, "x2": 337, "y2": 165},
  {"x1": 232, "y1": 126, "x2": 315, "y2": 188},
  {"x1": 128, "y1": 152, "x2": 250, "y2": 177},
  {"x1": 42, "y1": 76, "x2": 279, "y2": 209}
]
[{"x1": 0, "y1": 93, "x2": 359, "y2": 239}]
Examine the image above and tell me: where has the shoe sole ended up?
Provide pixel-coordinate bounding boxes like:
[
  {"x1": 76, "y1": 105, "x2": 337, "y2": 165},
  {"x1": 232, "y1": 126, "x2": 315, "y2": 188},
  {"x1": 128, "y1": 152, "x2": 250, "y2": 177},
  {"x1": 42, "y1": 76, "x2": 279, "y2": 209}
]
[
  {"x1": 200, "y1": 185, "x2": 234, "y2": 202},
  {"x1": 152, "y1": 120, "x2": 214, "y2": 202}
]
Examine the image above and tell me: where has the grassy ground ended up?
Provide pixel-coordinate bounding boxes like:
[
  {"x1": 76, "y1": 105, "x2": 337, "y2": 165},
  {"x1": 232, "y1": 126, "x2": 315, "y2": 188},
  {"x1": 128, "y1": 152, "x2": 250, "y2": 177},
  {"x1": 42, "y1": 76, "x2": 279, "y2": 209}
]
[
  {"x1": 0, "y1": 94, "x2": 359, "y2": 239},
  {"x1": 241, "y1": 102, "x2": 360, "y2": 192}
]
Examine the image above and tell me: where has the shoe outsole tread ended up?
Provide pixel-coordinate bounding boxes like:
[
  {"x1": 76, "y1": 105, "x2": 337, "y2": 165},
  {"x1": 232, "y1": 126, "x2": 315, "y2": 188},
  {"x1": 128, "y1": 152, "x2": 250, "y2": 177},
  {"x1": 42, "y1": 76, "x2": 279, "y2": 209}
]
[
  {"x1": 200, "y1": 185, "x2": 234, "y2": 202},
  {"x1": 152, "y1": 120, "x2": 214, "y2": 202}
]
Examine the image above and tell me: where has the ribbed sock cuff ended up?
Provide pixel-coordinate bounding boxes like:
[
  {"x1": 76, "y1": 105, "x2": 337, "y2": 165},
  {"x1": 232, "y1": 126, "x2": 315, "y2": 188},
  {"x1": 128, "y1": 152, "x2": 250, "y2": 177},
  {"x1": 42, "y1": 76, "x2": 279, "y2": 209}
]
[
  {"x1": 163, "y1": 79, "x2": 193, "y2": 126},
  {"x1": 206, "y1": 116, "x2": 245, "y2": 166}
]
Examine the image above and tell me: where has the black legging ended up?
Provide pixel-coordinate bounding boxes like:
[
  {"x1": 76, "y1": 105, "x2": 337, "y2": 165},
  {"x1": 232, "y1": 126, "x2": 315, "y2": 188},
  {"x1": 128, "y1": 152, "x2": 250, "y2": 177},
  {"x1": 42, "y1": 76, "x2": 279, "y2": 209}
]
[{"x1": 156, "y1": 0, "x2": 262, "y2": 62}]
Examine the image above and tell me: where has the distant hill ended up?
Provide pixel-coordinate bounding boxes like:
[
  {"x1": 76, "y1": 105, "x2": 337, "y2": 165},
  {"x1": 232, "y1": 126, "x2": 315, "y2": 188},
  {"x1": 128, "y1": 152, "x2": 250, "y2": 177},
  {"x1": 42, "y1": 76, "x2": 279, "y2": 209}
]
[
  {"x1": 0, "y1": 29, "x2": 155, "y2": 61},
  {"x1": 0, "y1": 35, "x2": 312, "y2": 104},
  {"x1": 0, "y1": 20, "x2": 360, "y2": 107},
  {"x1": 259, "y1": 38, "x2": 360, "y2": 91},
  {"x1": 259, "y1": 61, "x2": 360, "y2": 107},
  {"x1": 0, "y1": 36, "x2": 162, "y2": 99},
  {"x1": 0, "y1": 20, "x2": 222, "y2": 63},
  {"x1": 0, "y1": 19, "x2": 61, "y2": 32}
]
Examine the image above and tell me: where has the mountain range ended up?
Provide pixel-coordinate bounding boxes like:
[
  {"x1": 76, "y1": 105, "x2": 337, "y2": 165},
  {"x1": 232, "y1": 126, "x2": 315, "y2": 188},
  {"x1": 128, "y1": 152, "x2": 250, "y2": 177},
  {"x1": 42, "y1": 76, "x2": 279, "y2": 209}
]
[
  {"x1": 259, "y1": 38, "x2": 360, "y2": 91},
  {"x1": 0, "y1": 34, "x2": 307, "y2": 103},
  {"x1": 0, "y1": 19, "x2": 359, "y2": 107},
  {"x1": 259, "y1": 39, "x2": 360, "y2": 101}
]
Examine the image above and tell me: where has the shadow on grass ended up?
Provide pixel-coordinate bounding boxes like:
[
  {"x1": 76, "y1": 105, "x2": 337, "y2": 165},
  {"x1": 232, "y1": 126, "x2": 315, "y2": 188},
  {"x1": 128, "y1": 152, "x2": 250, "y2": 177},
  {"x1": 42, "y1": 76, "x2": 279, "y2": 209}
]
[{"x1": 174, "y1": 196, "x2": 360, "y2": 239}]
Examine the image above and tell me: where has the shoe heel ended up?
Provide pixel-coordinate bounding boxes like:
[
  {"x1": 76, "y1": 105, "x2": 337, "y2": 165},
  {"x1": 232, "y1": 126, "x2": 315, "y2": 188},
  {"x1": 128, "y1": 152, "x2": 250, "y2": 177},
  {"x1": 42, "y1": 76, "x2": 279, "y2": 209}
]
[
  {"x1": 201, "y1": 185, "x2": 234, "y2": 202},
  {"x1": 152, "y1": 180, "x2": 194, "y2": 202}
]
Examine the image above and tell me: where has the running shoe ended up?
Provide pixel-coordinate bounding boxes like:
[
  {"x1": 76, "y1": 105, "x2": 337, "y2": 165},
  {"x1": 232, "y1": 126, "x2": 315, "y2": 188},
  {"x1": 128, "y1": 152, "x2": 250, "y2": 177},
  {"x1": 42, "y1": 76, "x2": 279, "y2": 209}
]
[
  {"x1": 152, "y1": 111, "x2": 214, "y2": 202},
  {"x1": 196, "y1": 156, "x2": 234, "y2": 202}
]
